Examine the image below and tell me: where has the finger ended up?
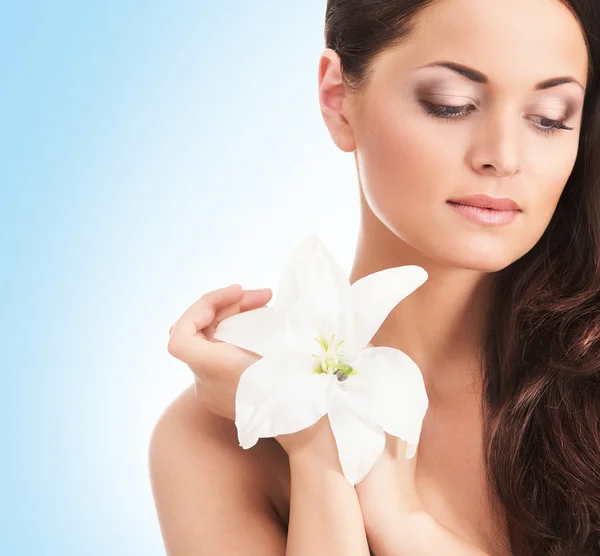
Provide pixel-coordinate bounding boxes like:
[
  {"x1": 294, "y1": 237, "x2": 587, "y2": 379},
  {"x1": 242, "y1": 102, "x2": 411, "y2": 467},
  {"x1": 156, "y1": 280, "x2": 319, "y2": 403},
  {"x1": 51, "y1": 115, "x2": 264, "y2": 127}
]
[
  {"x1": 169, "y1": 307, "x2": 213, "y2": 337},
  {"x1": 167, "y1": 286, "x2": 270, "y2": 368},
  {"x1": 173, "y1": 333, "x2": 257, "y2": 377},
  {"x1": 172, "y1": 284, "x2": 243, "y2": 339},
  {"x1": 169, "y1": 288, "x2": 273, "y2": 338},
  {"x1": 205, "y1": 288, "x2": 273, "y2": 338},
  {"x1": 238, "y1": 288, "x2": 272, "y2": 312},
  {"x1": 215, "y1": 288, "x2": 272, "y2": 324}
]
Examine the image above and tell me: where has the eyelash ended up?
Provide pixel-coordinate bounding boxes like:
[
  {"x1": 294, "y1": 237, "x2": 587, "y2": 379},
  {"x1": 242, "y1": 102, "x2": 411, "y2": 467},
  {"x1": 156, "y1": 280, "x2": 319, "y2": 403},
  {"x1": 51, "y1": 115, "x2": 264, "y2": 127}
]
[{"x1": 419, "y1": 101, "x2": 574, "y2": 137}]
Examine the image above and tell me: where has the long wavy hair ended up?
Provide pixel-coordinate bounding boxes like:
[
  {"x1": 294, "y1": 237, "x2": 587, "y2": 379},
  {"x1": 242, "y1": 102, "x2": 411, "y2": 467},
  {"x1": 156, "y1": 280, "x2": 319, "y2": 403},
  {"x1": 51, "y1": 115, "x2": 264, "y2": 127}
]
[{"x1": 325, "y1": 1, "x2": 600, "y2": 554}]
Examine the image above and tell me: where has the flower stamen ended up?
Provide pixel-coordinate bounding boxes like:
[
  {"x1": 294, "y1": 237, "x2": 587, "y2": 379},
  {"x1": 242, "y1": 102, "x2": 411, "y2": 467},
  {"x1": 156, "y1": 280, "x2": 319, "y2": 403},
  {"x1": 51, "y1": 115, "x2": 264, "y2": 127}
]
[{"x1": 311, "y1": 333, "x2": 357, "y2": 380}]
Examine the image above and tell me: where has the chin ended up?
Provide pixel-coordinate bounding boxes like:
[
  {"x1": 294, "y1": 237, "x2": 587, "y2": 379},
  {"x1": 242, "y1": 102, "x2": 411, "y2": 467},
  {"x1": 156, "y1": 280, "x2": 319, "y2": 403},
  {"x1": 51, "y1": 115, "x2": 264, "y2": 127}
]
[
  {"x1": 452, "y1": 256, "x2": 514, "y2": 273},
  {"x1": 428, "y1": 240, "x2": 525, "y2": 273}
]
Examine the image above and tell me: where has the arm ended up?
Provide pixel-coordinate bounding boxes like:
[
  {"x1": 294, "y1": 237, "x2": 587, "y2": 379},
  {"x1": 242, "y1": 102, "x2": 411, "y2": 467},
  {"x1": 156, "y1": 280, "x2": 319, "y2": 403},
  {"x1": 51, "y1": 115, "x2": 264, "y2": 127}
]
[
  {"x1": 148, "y1": 386, "x2": 287, "y2": 555},
  {"x1": 364, "y1": 510, "x2": 491, "y2": 555},
  {"x1": 159, "y1": 287, "x2": 372, "y2": 554},
  {"x1": 355, "y1": 435, "x2": 490, "y2": 556},
  {"x1": 281, "y1": 416, "x2": 371, "y2": 556},
  {"x1": 385, "y1": 512, "x2": 492, "y2": 556},
  {"x1": 149, "y1": 386, "x2": 371, "y2": 556}
]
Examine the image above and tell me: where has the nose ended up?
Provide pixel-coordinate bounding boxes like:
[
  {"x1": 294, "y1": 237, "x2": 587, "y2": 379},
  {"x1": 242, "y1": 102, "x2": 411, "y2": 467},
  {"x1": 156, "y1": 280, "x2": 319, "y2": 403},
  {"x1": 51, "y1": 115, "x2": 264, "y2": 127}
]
[{"x1": 469, "y1": 108, "x2": 522, "y2": 178}]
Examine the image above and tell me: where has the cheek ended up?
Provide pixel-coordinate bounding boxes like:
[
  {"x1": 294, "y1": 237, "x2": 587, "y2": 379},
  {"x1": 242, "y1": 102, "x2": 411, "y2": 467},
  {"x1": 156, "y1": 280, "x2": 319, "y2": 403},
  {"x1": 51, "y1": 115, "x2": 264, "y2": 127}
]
[
  {"x1": 355, "y1": 112, "x2": 454, "y2": 237},
  {"x1": 529, "y1": 143, "x2": 578, "y2": 227}
]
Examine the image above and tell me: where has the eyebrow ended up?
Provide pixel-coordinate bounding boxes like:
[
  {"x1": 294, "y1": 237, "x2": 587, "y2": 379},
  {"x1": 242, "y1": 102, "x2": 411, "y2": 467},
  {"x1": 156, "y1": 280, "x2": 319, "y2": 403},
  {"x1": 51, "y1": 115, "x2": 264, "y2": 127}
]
[{"x1": 422, "y1": 61, "x2": 584, "y2": 91}]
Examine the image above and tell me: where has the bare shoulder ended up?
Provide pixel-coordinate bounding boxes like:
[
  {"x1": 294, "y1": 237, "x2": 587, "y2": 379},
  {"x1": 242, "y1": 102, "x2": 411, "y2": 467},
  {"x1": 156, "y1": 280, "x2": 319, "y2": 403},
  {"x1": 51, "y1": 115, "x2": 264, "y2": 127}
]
[{"x1": 148, "y1": 383, "x2": 290, "y2": 556}]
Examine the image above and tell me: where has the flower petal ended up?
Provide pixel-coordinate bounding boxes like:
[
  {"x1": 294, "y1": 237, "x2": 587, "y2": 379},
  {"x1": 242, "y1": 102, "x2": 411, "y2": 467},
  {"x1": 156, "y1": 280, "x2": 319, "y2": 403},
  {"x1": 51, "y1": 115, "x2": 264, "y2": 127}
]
[
  {"x1": 213, "y1": 306, "x2": 281, "y2": 357},
  {"x1": 346, "y1": 266, "x2": 428, "y2": 352},
  {"x1": 328, "y1": 387, "x2": 386, "y2": 485},
  {"x1": 341, "y1": 346, "x2": 428, "y2": 451},
  {"x1": 406, "y1": 439, "x2": 420, "y2": 459},
  {"x1": 235, "y1": 351, "x2": 333, "y2": 449},
  {"x1": 273, "y1": 235, "x2": 354, "y2": 351}
]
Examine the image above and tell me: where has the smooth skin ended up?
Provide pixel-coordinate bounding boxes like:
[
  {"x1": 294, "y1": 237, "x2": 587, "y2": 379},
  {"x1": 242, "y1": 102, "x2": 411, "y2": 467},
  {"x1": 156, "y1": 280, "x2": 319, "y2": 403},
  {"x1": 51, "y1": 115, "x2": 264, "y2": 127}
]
[
  {"x1": 152, "y1": 284, "x2": 489, "y2": 555},
  {"x1": 149, "y1": 0, "x2": 589, "y2": 554}
]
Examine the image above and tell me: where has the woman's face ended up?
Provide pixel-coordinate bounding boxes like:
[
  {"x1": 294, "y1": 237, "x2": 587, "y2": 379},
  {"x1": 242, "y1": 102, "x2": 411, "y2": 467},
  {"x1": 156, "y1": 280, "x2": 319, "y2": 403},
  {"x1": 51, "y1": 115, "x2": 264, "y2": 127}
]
[{"x1": 320, "y1": 0, "x2": 589, "y2": 272}]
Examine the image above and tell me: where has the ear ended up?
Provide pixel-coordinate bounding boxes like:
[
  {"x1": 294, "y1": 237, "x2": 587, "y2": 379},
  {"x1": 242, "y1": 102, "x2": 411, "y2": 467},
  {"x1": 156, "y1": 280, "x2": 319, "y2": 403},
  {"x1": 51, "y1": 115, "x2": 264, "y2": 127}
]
[{"x1": 318, "y1": 48, "x2": 357, "y2": 153}]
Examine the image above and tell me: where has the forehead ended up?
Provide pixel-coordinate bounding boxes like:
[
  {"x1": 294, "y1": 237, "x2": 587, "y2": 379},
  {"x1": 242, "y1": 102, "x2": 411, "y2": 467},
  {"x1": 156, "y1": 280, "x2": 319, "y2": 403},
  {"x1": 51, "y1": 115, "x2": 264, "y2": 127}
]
[{"x1": 379, "y1": 0, "x2": 589, "y2": 91}]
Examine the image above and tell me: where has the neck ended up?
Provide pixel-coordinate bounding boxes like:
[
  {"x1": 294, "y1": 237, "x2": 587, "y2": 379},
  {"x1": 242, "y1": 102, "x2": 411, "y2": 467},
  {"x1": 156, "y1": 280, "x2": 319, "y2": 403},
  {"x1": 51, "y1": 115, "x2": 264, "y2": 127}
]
[{"x1": 349, "y1": 200, "x2": 496, "y2": 400}]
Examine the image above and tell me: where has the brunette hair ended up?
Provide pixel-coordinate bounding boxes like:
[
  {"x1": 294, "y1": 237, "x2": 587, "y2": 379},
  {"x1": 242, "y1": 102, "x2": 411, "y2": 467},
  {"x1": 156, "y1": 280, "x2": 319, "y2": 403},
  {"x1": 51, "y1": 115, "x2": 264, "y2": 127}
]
[{"x1": 324, "y1": 1, "x2": 600, "y2": 554}]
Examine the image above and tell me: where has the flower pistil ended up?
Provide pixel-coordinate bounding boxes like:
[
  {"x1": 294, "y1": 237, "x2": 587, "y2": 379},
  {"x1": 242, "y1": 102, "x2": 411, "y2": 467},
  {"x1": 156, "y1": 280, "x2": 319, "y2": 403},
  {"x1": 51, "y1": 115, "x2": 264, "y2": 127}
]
[{"x1": 311, "y1": 333, "x2": 358, "y2": 381}]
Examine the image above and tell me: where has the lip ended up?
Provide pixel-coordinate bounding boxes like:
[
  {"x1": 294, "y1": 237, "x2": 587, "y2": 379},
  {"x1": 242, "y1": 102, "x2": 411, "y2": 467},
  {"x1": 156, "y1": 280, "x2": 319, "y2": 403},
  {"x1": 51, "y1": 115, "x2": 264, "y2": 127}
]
[
  {"x1": 446, "y1": 201, "x2": 520, "y2": 226},
  {"x1": 447, "y1": 194, "x2": 521, "y2": 211}
]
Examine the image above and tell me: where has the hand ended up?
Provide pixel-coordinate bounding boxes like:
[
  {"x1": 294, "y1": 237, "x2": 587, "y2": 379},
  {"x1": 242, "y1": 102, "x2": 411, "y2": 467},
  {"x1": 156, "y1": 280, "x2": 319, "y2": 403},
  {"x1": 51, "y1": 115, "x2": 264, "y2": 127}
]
[
  {"x1": 355, "y1": 433, "x2": 425, "y2": 554},
  {"x1": 357, "y1": 446, "x2": 490, "y2": 556},
  {"x1": 275, "y1": 414, "x2": 340, "y2": 460},
  {"x1": 167, "y1": 283, "x2": 340, "y2": 463},
  {"x1": 167, "y1": 283, "x2": 272, "y2": 421}
]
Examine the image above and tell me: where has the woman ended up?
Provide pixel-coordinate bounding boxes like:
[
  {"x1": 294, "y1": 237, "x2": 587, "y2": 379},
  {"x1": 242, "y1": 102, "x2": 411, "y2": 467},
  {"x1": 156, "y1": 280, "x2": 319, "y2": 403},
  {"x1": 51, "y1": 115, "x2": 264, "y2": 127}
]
[{"x1": 150, "y1": 0, "x2": 600, "y2": 554}]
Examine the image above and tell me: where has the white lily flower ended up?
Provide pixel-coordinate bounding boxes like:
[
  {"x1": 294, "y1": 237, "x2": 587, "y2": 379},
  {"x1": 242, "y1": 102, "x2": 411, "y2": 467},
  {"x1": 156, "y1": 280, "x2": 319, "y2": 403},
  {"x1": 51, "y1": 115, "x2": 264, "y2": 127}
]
[{"x1": 213, "y1": 235, "x2": 429, "y2": 485}]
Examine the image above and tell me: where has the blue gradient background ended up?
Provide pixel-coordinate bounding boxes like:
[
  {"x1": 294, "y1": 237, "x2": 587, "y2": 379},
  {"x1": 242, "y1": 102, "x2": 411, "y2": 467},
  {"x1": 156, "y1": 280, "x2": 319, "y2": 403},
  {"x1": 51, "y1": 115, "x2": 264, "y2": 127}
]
[{"x1": 1, "y1": 2, "x2": 360, "y2": 554}]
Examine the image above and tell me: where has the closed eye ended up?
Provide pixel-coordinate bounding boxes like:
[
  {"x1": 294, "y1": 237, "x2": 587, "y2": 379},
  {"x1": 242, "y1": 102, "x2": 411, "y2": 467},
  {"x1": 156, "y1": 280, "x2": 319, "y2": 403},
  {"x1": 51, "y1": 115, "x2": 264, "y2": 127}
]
[{"x1": 419, "y1": 100, "x2": 574, "y2": 137}]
